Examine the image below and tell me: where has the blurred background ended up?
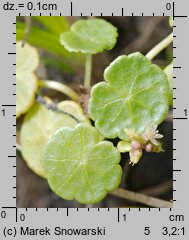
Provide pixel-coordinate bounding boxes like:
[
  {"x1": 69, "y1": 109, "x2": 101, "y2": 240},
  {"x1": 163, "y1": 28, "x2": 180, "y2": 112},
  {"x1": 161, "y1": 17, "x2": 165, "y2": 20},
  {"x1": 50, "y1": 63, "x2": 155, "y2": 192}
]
[{"x1": 16, "y1": 16, "x2": 173, "y2": 208}]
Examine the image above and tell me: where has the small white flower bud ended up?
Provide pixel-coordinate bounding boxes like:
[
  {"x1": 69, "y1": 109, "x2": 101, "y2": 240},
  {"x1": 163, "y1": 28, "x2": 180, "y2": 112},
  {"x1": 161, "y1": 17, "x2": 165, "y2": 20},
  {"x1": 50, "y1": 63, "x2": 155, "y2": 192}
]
[
  {"x1": 129, "y1": 149, "x2": 143, "y2": 166},
  {"x1": 131, "y1": 140, "x2": 142, "y2": 150},
  {"x1": 145, "y1": 143, "x2": 153, "y2": 152}
]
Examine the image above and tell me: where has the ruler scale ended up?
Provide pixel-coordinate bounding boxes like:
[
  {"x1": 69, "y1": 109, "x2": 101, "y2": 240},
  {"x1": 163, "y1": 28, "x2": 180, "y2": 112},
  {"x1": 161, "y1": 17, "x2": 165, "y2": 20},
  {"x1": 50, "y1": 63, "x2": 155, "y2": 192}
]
[{"x1": 0, "y1": 0, "x2": 189, "y2": 239}]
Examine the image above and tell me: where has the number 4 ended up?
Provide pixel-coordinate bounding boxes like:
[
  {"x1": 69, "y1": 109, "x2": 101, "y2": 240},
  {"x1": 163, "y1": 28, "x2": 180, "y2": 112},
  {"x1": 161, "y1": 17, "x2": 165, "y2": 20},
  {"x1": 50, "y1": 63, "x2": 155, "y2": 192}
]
[{"x1": 144, "y1": 227, "x2": 151, "y2": 235}]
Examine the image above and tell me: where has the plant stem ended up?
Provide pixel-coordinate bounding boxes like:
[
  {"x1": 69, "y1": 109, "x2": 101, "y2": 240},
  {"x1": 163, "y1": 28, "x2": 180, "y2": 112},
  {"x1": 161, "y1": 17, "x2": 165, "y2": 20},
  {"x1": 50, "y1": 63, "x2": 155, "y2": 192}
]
[
  {"x1": 84, "y1": 54, "x2": 92, "y2": 88},
  {"x1": 110, "y1": 188, "x2": 173, "y2": 208},
  {"x1": 38, "y1": 80, "x2": 78, "y2": 101},
  {"x1": 139, "y1": 180, "x2": 172, "y2": 197},
  {"x1": 146, "y1": 33, "x2": 173, "y2": 60},
  {"x1": 36, "y1": 95, "x2": 80, "y2": 123}
]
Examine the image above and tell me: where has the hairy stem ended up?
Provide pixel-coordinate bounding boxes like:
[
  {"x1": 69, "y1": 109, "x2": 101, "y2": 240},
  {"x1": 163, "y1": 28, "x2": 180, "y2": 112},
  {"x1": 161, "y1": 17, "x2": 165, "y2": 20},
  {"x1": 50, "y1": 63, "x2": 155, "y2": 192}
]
[
  {"x1": 110, "y1": 188, "x2": 173, "y2": 208},
  {"x1": 38, "y1": 80, "x2": 78, "y2": 101},
  {"x1": 146, "y1": 33, "x2": 173, "y2": 60},
  {"x1": 84, "y1": 54, "x2": 92, "y2": 88}
]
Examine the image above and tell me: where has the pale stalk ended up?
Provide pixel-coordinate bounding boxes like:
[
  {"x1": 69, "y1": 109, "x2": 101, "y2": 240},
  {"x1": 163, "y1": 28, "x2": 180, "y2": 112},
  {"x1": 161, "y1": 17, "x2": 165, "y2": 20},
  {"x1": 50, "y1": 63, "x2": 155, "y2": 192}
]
[
  {"x1": 38, "y1": 80, "x2": 78, "y2": 101},
  {"x1": 146, "y1": 33, "x2": 173, "y2": 60},
  {"x1": 84, "y1": 54, "x2": 92, "y2": 88},
  {"x1": 110, "y1": 188, "x2": 173, "y2": 208}
]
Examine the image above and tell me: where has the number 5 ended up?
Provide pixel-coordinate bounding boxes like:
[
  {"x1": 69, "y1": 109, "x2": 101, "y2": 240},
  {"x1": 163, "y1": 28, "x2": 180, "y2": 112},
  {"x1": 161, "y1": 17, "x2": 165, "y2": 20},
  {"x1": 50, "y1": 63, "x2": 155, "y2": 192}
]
[{"x1": 144, "y1": 227, "x2": 150, "y2": 235}]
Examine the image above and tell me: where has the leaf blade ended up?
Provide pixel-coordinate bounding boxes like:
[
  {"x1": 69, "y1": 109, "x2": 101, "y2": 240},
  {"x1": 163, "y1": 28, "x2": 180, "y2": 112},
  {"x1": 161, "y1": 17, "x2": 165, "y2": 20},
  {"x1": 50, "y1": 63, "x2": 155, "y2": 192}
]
[
  {"x1": 16, "y1": 42, "x2": 39, "y2": 117},
  {"x1": 60, "y1": 18, "x2": 118, "y2": 54},
  {"x1": 89, "y1": 52, "x2": 169, "y2": 140},
  {"x1": 42, "y1": 124, "x2": 122, "y2": 203},
  {"x1": 20, "y1": 100, "x2": 89, "y2": 177}
]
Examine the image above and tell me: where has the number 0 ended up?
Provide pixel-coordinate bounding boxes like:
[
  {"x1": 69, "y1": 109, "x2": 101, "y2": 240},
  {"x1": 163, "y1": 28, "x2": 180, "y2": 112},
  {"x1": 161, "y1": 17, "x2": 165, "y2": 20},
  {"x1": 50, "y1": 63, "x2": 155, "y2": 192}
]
[
  {"x1": 166, "y1": 3, "x2": 172, "y2": 10},
  {"x1": 1, "y1": 211, "x2": 6, "y2": 218},
  {"x1": 20, "y1": 214, "x2": 25, "y2": 221},
  {"x1": 27, "y1": 2, "x2": 33, "y2": 10}
]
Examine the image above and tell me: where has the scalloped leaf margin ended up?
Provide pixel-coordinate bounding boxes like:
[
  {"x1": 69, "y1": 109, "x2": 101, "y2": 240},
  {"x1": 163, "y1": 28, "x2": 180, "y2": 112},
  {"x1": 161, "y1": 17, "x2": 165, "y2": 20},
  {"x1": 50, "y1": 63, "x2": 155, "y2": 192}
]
[
  {"x1": 42, "y1": 123, "x2": 122, "y2": 204},
  {"x1": 60, "y1": 18, "x2": 118, "y2": 54},
  {"x1": 88, "y1": 52, "x2": 169, "y2": 140},
  {"x1": 16, "y1": 41, "x2": 39, "y2": 118},
  {"x1": 20, "y1": 100, "x2": 90, "y2": 177}
]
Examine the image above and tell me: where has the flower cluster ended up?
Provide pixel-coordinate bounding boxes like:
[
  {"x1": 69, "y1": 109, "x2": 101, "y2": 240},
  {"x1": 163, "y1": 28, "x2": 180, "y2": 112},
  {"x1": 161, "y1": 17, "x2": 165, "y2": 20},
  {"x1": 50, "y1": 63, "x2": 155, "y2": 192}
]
[{"x1": 122, "y1": 125, "x2": 163, "y2": 165}]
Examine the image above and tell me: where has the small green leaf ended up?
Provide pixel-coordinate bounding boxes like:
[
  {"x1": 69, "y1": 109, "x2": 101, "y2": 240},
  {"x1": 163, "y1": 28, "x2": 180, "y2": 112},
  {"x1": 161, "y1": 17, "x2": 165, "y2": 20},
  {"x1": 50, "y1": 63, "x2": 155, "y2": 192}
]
[
  {"x1": 20, "y1": 100, "x2": 89, "y2": 177},
  {"x1": 60, "y1": 18, "x2": 118, "y2": 54},
  {"x1": 42, "y1": 123, "x2": 122, "y2": 204},
  {"x1": 89, "y1": 52, "x2": 169, "y2": 140},
  {"x1": 117, "y1": 141, "x2": 131, "y2": 153},
  {"x1": 164, "y1": 62, "x2": 173, "y2": 106},
  {"x1": 16, "y1": 41, "x2": 39, "y2": 117}
]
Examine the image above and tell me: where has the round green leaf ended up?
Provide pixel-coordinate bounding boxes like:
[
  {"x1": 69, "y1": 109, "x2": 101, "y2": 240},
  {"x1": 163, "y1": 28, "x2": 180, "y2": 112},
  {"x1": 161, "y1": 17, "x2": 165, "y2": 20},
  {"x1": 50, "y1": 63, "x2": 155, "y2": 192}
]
[
  {"x1": 60, "y1": 18, "x2": 118, "y2": 54},
  {"x1": 16, "y1": 41, "x2": 39, "y2": 72},
  {"x1": 89, "y1": 52, "x2": 169, "y2": 140},
  {"x1": 20, "y1": 100, "x2": 89, "y2": 177},
  {"x1": 164, "y1": 62, "x2": 173, "y2": 106},
  {"x1": 42, "y1": 123, "x2": 122, "y2": 204},
  {"x1": 16, "y1": 41, "x2": 39, "y2": 118}
]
